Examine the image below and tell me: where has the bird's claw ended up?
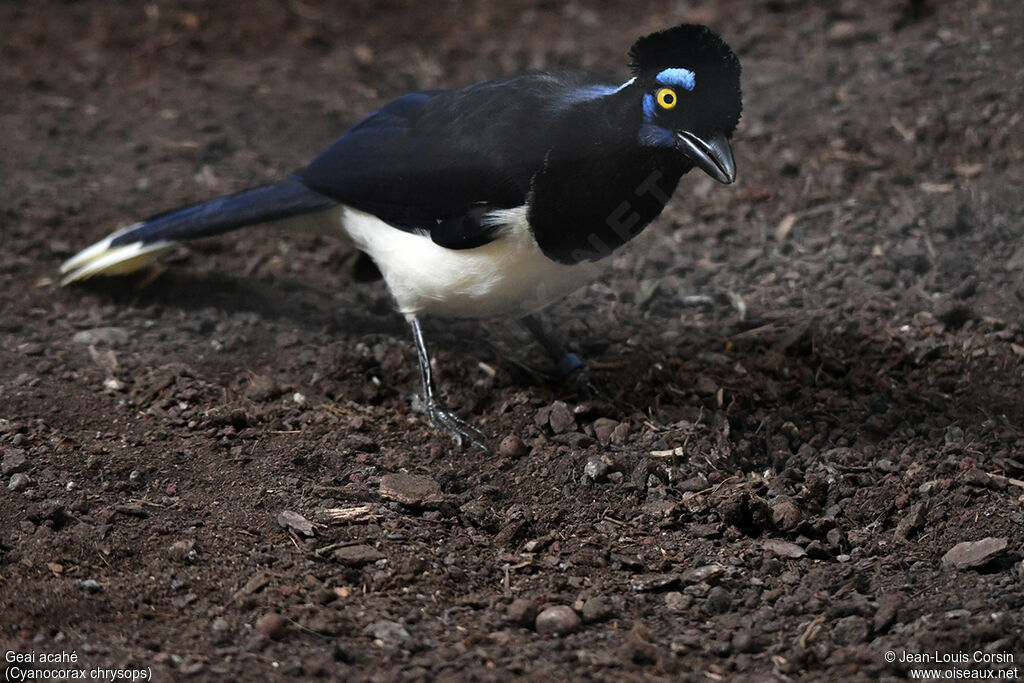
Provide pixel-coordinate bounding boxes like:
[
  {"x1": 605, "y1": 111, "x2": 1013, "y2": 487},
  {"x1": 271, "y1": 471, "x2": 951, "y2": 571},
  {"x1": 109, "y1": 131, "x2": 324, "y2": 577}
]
[
  {"x1": 422, "y1": 398, "x2": 489, "y2": 452},
  {"x1": 559, "y1": 364, "x2": 613, "y2": 403}
]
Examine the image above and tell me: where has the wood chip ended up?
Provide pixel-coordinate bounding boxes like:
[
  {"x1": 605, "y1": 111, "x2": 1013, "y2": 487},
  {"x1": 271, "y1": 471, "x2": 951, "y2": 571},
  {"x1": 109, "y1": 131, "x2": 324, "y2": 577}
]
[
  {"x1": 775, "y1": 213, "x2": 797, "y2": 242},
  {"x1": 321, "y1": 504, "x2": 380, "y2": 524},
  {"x1": 955, "y1": 162, "x2": 983, "y2": 178}
]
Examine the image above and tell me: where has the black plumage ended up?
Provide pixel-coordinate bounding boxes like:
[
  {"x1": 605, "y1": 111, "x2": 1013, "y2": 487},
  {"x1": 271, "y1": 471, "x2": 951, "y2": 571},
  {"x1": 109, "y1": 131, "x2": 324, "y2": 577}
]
[{"x1": 61, "y1": 24, "x2": 743, "y2": 450}]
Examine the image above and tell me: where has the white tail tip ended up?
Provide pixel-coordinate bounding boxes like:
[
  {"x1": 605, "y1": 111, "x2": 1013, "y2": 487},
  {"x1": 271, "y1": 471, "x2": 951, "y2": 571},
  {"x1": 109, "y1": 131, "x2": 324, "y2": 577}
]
[{"x1": 60, "y1": 223, "x2": 173, "y2": 286}]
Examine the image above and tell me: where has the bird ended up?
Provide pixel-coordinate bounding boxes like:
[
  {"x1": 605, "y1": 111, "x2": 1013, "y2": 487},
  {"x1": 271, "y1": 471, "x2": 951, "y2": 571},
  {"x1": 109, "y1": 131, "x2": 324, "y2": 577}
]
[{"x1": 60, "y1": 23, "x2": 743, "y2": 450}]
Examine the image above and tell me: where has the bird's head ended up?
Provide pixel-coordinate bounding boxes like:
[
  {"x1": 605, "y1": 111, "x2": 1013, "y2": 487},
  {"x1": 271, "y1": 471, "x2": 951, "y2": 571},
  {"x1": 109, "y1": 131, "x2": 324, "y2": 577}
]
[{"x1": 628, "y1": 24, "x2": 742, "y2": 184}]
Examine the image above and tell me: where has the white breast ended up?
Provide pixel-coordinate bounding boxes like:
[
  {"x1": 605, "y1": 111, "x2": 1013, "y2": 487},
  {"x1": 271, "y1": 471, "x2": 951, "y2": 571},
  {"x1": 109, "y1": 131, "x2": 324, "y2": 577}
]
[{"x1": 339, "y1": 206, "x2": 607, "y2": 319}]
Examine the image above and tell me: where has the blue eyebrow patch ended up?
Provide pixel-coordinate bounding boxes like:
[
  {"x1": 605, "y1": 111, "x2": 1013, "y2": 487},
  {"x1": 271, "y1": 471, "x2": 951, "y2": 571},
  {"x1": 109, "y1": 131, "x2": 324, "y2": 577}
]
[{"x1": 656, "y1": 68, "x2": 696, "y2": 91}]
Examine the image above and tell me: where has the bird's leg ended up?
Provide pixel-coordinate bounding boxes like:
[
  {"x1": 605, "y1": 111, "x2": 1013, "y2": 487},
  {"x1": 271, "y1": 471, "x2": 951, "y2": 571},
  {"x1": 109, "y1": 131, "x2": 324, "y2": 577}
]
[
  {"x1": 521, "y1": 314, "x2": 584, "y2": 381},
  {"x1": 407, "y1": 315, "x2": 488, "y2": 451},
  {"x1": 521, "y1": 313, "x2": 610, "y2": 401}
]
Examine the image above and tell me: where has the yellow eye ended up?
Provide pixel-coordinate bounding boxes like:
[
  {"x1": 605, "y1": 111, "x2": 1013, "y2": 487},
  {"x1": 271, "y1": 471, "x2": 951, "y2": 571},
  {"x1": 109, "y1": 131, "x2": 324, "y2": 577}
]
[{"x1": 656, "y1": 87, "x2": 677, "y2": 109}]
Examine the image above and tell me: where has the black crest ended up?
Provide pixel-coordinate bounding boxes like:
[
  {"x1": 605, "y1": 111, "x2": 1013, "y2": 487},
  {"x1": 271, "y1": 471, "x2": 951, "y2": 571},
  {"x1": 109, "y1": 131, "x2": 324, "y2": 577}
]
[
  {"x1": 628, "y1": 24, "x2": 738, "y2": 77},
  {"x1": 628, "y1": 24, "x2": 742, "y2": 135}
]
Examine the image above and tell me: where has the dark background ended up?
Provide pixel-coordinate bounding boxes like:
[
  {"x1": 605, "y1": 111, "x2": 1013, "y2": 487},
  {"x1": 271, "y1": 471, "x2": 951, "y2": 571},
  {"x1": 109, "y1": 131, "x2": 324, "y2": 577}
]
[{"x1": 2, "y1": 0, "x2": 1022, "y2": 679}]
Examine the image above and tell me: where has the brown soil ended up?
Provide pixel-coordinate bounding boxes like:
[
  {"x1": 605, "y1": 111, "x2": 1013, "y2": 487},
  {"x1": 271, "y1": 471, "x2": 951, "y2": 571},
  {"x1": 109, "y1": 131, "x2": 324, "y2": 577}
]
[{"x1": 2, "y1": 1, "x2": 1023, "y2": 680}]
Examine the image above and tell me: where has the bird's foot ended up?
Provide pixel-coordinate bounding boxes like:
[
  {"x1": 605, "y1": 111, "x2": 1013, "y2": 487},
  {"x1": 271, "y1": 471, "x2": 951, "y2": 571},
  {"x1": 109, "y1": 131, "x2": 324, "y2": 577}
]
[
  {"x1": 563, "y1": 367, "x2": 613, "y2": 403},
  {"x1": 554, "y1": 353, "x2": 613, "y2": 402},
  {"x1": 414, "y1": 395, "x2": 489, "y2": 452}
]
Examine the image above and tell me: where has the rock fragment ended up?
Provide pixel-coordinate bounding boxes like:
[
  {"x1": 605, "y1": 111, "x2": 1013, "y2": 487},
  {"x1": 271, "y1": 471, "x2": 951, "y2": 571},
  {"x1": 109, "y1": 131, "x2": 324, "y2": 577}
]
[
  {"x1": 8, "y1": 472, "x2": 31, "y2": 491},
  {"x1": 763, "y1": 539, "x2": 806, "y2": 559},
  {"x1": 681, "y1": 563, "x2": 726, "y2": 585},
  {"x1": 580, "y1": 596, "x2": 614, "y2": 623},
  {"x1": 277, "y1": 510, "x2": 314, "y2": 537},
  {"x1": 705, "y1": 586, "x2": 733, "y2": 614},
  {"x1": 593, "y1": 418, "x2": 619, "y2": 445},
  {"x1": 547, "y1": 401, "x2": 575, "y2": 434},
  {"x1": 895, "y1": 502, "x2": 927, "y2": 540},
  {"x1": 333, "y1": 544, "x2": 384, "y2": 567},
  {"x1": 72, "y1": 327, "x2": 128, "y2": 346},
  {"x1": 770, "y1": 497, "x2": 802, "y2": 531},
  {"x1": 379, "y1": 473, "x2": 443, "y2": 506},
  {"x1": 506, "y1": 598, "x2": 539, "y2": 627},
  {"x1": 941, "y1": 537, "x2": 1008, "y2": 569},
  {"x1": 1, "y1": 449, "x2": 28, "y2": 476},
  {"x1": 583, "y1": 454, "x2": 614, "y2": 482},
  {"x1": 364, "y1": 620, "x2": 410, "y2": 644}
]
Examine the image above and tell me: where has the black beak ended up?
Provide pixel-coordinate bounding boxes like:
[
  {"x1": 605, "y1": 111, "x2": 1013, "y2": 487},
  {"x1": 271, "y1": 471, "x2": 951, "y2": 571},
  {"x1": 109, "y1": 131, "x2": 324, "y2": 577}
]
[{"x1": 675, "y1": 130, "x2": 736, "y2": 184}]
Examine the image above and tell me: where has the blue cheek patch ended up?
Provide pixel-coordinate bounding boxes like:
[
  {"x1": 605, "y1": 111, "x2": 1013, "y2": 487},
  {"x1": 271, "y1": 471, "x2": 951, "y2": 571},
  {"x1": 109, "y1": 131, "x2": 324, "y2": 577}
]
[
  {"x1": 639, "y1": 121, "x2": 676, "y2": 147},
  {"x1": 656, "y1": 68, "x2": 696, "y2": 91},
  {"x1": 639, "y1": 93, "x2": 675, "y2": 147}
]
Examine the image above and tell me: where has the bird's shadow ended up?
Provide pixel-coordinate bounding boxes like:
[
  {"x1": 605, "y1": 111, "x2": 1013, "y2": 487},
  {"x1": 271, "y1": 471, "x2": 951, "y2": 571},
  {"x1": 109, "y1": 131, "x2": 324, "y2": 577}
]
[
  {"x1": 67, "y1": 268, "x2": 1024, "y2": 449},
  {"x1": 70, "y1": 266, "x2": 404, "y2": 338}
]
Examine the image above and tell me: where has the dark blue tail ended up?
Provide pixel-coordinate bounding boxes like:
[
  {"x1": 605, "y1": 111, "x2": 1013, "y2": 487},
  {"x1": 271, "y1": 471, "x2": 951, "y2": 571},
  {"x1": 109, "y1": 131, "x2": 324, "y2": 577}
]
[{"x1": 110, "y1": 175, "x2": 337, "y2": 247}]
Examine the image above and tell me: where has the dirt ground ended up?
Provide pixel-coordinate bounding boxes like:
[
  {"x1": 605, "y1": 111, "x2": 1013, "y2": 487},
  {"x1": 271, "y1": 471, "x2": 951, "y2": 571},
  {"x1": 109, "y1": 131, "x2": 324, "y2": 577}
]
[{"x1": 2, "y1": 0, "x2": 1023, "y2": 680}]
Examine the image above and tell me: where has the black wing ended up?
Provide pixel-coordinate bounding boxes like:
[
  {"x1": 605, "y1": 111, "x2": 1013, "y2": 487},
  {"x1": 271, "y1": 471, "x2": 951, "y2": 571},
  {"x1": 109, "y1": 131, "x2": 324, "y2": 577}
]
[{"x1": 300, "y1": 72, "x2": 616, "y2": 249}]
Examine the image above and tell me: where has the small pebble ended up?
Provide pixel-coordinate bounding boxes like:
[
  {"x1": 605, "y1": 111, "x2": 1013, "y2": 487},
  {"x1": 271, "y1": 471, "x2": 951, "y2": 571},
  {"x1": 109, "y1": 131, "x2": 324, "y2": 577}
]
[
  {"x1": 79, "y1": 579, "x2": 102, "y2": 593},
  {"x1": 364, "y1": 619, "x2": 410, "y2": 644},
  {"x1": 245, "y1": 374, "x2": 280, "y2": 402},
  {"x1": 255, "y1": 612, "x2": 287, "y2": 640},
  {"x1": 705, "y1": 586, "x2": 733, "y2": 614},
  {"x1": 664, "y1": 591, "x2": 692, "y2": 612},
  {"x1": 583, "y1": 454, "x2": 614, "y2": 482},
  {"x1": 497, "y1": 435, "x2": 528, "y2": 459},
  {"x1": 8, "y1": 472, "x2": 31, "y2": 491},
  {"x1": 167, "y1": 539, "x2": 196, "y2": 563},
  {"x1": 535, "y1": 605, "x2": 581, "y2": 636},
  {"x1": 548, "y1": 401, "x2": 575, "y2": 434}
]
